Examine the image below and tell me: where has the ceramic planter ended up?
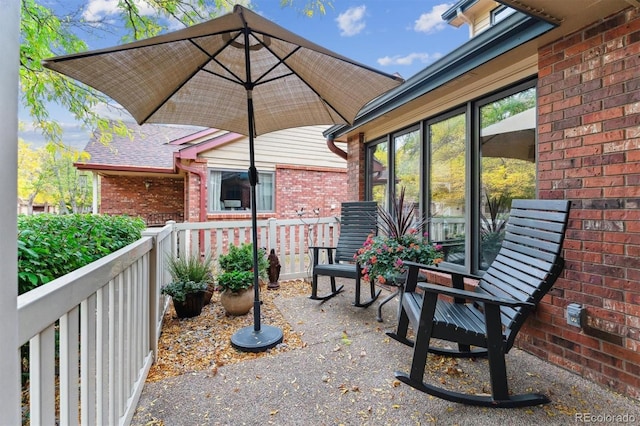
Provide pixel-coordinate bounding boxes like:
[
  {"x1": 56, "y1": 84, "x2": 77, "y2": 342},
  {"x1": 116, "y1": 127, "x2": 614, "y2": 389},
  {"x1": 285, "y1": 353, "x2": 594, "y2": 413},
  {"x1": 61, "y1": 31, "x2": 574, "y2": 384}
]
[{"x1": 220, "y1": 287, "x2": 253, "y2": 316}]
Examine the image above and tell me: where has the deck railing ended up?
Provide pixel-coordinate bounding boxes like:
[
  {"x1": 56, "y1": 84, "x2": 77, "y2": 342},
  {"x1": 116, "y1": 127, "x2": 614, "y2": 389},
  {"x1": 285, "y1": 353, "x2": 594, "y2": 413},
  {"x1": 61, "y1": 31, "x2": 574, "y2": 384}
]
[
  {"x1": 16, "y1": 214, "x2": 463, "y2": 425},
  {"x1": 17, "y1": 225, "x2": 172, "y2": 426},
  {"x1": 175, "y1": 216, "x2": 340, "y2": 280}
]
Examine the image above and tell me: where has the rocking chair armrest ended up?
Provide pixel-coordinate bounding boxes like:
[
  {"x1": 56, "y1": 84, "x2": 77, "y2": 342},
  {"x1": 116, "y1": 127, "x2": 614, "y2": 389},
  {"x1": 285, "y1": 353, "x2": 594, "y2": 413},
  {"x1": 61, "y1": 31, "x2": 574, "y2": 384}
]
[
  {"x1": 404, "y1": 261, "x2": 482, "y2": 281},
  {"x1": 403, "y1": 261, "x2": 481, "y2": 295},
  {"x1": 417, "y1": 282, "x2": 535, "y2": 309}
]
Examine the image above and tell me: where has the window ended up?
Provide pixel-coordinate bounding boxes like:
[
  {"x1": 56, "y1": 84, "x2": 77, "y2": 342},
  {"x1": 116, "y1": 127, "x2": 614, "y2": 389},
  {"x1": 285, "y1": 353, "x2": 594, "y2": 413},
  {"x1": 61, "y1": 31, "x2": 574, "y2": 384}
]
[
  {"x1": 478, "y1": 86, "x2": 536, "y2": 269},
  {"x1": 366, "y1": 139, "x2": 389, "y2": 206},
  {"x1": 428, "y1": 111, "x2": 467, "y2": 266},
  {"x1": 394, "y1": 127, "x2": 421, "y2": 220},
  {"x1": 364, "y1": 79, "x2": 537, "y2": 274},
  {"x1": 491, "y1": 5, "x2": 516, "y2": 25},
  {"x1": 208, "y1": 169, "x2": 274, "y2": 212}
]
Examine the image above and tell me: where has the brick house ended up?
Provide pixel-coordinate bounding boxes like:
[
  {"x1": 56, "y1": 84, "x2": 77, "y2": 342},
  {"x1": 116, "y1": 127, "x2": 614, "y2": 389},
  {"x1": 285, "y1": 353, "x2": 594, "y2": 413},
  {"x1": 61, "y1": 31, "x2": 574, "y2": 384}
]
[
  {"x1": 326, "y1": 0, "x2": 640, "y2": 400},
  {"x1": 75, "y1": 122, "x2": 348, "y2": 226}
]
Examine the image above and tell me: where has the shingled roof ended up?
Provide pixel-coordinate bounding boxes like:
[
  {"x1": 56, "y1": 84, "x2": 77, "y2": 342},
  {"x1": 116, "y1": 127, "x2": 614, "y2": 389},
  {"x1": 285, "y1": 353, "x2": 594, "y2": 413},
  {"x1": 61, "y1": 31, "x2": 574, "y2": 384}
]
[{"x1": 75, "y1": 121, "x2": 203, "y2": 173}]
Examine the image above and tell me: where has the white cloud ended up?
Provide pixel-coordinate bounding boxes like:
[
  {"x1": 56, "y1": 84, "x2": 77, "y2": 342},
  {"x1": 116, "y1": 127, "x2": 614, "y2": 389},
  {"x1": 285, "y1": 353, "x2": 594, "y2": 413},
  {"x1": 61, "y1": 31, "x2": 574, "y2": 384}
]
[
  {"x1": 414, "y1": 3, "x2": 453, "y2": 34},
  {"x1": 336, "y1": 6, "x2": 366, "y2": 37},
  {"x1": 377, "y1": 52, "x2": 443, "y2": 67},
  {"x1": 83, "y1": 0, "x2": 155, "y2": 22}
]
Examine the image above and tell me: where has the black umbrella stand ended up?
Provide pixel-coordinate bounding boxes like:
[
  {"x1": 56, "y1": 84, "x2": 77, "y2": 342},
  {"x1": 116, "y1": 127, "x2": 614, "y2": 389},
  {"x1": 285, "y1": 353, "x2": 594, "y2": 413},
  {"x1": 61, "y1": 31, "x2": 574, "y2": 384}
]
[{"x1": 230, "y1": 87, "x2": 283, "y2": 352}]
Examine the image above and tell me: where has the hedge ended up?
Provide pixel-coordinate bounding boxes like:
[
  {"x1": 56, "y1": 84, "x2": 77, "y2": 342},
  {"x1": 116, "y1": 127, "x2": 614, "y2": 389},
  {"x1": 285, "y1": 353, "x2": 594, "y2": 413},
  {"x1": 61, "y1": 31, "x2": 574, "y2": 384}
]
[{"x1": 17, "y1": 214, "x2": 146, "y2": 295}]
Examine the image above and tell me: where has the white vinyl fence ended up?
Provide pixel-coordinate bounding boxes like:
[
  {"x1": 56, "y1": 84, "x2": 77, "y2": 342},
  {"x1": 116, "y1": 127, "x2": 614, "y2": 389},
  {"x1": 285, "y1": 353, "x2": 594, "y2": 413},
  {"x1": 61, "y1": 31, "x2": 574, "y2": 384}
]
[{"x1": 17, "y1": 214, "x2": 463, "y2": 425}]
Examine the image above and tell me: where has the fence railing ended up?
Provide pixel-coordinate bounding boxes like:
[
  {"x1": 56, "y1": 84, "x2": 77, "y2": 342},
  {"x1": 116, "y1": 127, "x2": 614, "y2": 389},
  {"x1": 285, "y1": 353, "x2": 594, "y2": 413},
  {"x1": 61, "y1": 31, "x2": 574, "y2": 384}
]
[
  {"x1": 16, "y1": 214, "x2": 464, "y2": 425},
  {"x1": 17, "y1": 225, "x2": 172, "y2": 426},
  {"x1": 175, "y1": 216, "x2": 341, "y2": 280}
]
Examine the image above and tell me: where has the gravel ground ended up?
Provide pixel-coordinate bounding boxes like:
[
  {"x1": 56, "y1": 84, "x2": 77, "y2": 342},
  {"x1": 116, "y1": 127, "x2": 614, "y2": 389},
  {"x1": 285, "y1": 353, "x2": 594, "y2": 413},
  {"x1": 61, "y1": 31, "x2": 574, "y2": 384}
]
[{"x1": 132, "y1": 279, "x2": 640, "y2": 425}]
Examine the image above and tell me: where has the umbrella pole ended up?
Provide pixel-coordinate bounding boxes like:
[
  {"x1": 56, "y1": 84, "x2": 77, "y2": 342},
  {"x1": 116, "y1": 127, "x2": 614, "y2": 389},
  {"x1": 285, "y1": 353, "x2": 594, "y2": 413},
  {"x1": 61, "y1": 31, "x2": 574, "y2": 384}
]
[{"x1": 231, "y1": 88, "x2": 283, "y2": 352}]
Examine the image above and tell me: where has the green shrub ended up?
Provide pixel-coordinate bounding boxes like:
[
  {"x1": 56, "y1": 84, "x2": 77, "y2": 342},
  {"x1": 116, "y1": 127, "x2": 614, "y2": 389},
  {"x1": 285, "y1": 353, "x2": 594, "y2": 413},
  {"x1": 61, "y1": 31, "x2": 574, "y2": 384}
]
[
  {"x1": 162, "y1": 253, "x2": 214, "y2": 302},
  {"x1": 217, "y1": 270, "x2": 254, "y2": 293},
  {"x1": 217, "y1": 243, "x2": 268, "y2": 293},
  {"x1": 17, "y1": 214, "x2": 146, "y2": 294},
  {"x1": 218, "y1": 243, "x2": 268, "y2": 279}
]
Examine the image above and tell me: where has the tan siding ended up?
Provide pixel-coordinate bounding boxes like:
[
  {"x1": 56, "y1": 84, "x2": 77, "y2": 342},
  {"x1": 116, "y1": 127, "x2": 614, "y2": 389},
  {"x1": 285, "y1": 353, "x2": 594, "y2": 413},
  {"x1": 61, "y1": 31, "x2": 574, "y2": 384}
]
[{"x1": 200, "y1": 125, "x2": 346, "y2": 170}]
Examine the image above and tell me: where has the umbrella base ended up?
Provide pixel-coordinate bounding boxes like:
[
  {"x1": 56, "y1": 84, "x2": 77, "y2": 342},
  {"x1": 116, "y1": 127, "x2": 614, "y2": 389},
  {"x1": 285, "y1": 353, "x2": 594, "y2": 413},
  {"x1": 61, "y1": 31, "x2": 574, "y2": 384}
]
[{"x1": 231, "y1": 324, "x2": 283, "y2": 352}]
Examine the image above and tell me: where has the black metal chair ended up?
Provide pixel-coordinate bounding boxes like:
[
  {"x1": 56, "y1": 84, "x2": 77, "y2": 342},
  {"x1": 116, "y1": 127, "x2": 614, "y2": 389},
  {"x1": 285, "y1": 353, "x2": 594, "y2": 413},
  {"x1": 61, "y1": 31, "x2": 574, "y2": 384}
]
[
  {"x1": 310, "y1": 201, "x2": 380, "y2": 307},
  {"x1": 389, "y1": 199, "x2": 571, "y2": 407}
]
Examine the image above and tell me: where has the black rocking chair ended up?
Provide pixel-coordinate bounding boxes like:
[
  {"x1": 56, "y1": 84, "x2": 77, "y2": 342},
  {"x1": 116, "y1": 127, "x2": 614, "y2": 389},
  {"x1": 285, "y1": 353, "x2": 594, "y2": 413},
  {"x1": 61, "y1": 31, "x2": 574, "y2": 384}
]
[
  {"x1": 310, "y1": 201, "x2": 381, "y2": 307},
  {"x1": 389, "y1": 199, "x2": 571, "y2": 408}
]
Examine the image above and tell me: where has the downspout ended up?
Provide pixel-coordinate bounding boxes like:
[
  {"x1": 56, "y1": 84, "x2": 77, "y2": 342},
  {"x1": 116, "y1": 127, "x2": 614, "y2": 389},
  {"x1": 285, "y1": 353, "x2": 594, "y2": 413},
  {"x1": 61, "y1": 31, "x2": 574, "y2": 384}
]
[
  {"x1": 326, "y1": 136, "x2": 347, "y2": 160},
  {"x1": 175, "y1": 159, "x2": 207, "y2": 253},
  {"x1": 456, "y1": 7, "x2": 474, "y2": 38}
]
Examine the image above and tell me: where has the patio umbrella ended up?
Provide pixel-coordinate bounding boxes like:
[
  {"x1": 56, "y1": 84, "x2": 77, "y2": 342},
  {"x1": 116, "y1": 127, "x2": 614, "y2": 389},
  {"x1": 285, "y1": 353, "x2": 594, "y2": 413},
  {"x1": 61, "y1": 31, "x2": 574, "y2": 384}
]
[
  {"x1": 43, "y1": 4, "x2": 403, "y2": 352},
  {"x1": 481, "y1": 108, "x2": 536, "y2": 162}
]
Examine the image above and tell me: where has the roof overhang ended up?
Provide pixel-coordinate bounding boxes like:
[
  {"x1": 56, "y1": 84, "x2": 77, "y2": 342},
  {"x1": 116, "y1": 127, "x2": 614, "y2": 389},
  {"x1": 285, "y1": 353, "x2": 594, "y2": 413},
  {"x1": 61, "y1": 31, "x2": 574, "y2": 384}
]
[
  {"x1": 74, "y1": 163, "x2": 182, "y2": 178},
  {"x1": 324, "y1": 11, "x2": 553, "y2": 140},
  {"x1": 325, "y1": 0, "x2": 635, "y2": 141}
]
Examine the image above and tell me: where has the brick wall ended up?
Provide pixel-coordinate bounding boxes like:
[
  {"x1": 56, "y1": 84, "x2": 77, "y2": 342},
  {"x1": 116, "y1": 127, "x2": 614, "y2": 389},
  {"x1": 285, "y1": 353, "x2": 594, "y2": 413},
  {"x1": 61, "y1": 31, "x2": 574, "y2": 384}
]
[
  {"x1": 347, "y1": 133, "x2": 366, "y2": 200},
  {"x1": 274, "y1": 164, "x2": 348, "y2": 219},
  {"x1": 100, "y1": 175, "x2": 184, "y2": 224},
  {"x1": 528, "y1": 7, "x2": 640, "y2": 398}
]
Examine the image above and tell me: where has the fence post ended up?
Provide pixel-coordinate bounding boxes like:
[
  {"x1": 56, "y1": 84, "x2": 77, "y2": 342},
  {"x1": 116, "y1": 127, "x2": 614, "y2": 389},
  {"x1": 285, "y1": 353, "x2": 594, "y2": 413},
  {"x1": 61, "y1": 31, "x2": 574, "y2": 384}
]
[
  {"x1": 268, "y1": 217, "x2": 277, "y2": 251},
  {"x1": 0, "y1": 1, "x2": 20, "y2": 423},
  {"x1": 142, "y1": 228, "x2": 160, "y2": 360}
]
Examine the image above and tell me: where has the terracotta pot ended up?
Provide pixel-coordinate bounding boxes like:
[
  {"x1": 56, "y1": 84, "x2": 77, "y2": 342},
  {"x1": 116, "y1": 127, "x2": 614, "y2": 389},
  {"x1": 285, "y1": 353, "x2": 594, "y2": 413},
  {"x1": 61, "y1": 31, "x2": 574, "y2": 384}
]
[
  {"x1": 220, "y1": 287, "x2": 253, "y2": 316},
  {"x1": 172, "y1": 291, "x2": 205, "y2": 318}
]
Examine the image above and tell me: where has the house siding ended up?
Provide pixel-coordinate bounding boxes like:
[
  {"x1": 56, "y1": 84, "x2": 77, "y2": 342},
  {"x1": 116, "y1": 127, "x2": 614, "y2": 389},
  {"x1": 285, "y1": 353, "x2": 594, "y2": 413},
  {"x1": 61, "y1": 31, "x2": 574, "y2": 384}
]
[
  {"x1": 525, "y1": 7, "x2": 640, "y2": 399},
  {"x1": 200, "y1": 125, "x2": 345, "y2": 171}
]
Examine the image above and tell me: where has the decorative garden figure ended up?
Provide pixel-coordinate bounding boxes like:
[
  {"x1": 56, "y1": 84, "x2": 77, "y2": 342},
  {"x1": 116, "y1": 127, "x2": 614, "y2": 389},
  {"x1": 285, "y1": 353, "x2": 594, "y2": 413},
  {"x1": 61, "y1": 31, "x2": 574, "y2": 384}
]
[{"x1": 267, "y1": 249, "x2": 281, "y2": 290}]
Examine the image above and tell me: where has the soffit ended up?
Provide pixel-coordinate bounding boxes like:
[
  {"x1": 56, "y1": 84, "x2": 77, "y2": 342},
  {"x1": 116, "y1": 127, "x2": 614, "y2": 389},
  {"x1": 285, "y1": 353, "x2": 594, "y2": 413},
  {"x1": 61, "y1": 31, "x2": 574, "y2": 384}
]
[{"x1": 499, "y1": 0, "x2": 637, "y2": 43}]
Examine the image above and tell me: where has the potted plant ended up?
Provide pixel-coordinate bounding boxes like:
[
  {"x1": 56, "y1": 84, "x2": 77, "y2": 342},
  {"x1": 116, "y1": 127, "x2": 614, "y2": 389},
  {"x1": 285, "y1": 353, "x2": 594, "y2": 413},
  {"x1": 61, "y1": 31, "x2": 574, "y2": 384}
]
[
  {"x1": 355, "y1": 187, "x2": 444, "y2": 285},
  {"x1": 161, "y1": 252, "x2": 214, "y2": 318},
  {"x1": 217, "y1": 243, "x2": 268, "y2": 315}
]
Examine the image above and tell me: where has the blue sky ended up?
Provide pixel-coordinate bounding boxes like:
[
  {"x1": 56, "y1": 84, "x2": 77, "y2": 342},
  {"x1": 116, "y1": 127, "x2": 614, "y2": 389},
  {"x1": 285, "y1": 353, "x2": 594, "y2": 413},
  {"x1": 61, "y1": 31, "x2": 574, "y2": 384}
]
[{"x1": 19, "y1": 1, "x2": 469, "y2": 148}]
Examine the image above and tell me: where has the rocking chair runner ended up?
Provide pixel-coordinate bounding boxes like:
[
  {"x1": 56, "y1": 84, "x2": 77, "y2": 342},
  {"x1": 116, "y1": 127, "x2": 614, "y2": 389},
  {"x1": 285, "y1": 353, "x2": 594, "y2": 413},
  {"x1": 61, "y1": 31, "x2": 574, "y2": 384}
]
[
  {"x1": 389, "y1": 199, "x2": 571, "y2": 408},
  {"x1": 310, "y1": 201, "x2": 381, "y2": 307}
]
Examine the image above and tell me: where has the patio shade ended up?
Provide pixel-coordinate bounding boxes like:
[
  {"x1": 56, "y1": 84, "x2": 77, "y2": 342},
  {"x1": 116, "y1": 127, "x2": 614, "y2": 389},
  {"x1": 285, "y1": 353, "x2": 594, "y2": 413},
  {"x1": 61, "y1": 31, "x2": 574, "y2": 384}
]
[
  {"x1": 42, "y1": 5, "x2": 403, "y2": 137},
  {"x1": 43, "y1": 5, "x2": 403, "y2": 352},
  {"x1": 480, "y1": 108, "x2": 536, "y2": 162}
]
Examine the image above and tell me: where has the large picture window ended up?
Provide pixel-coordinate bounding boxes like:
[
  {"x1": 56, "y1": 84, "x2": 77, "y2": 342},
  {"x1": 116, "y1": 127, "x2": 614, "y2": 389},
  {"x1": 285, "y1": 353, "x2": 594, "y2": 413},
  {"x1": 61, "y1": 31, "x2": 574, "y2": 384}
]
[
  {"x1": 365, "y1": 79, "x2": 537, "y2": 274},
  {"x1": 208, "y1": 169, "x2": 274, "y2": 212}
]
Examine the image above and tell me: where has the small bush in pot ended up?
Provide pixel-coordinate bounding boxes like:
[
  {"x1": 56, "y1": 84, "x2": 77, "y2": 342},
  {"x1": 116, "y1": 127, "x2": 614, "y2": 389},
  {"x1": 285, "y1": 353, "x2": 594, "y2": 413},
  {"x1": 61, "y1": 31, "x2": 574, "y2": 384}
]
[
  {"x1": 162, "y1": 253, "x2": 214, "y2": 318},
  {"x1": 217, "y1": 243, "x2": 268, "y2": 315}
]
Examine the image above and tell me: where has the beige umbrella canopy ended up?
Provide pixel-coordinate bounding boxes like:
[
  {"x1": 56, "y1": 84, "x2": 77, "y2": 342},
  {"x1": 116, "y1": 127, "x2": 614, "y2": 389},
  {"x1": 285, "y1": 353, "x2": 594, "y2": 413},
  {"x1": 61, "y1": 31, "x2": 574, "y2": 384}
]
[
  {"x1": 480, "y1": 108, "x2": 536, "y2": 162},
  {"x1": 43, "y1": 5, "x2": 402, "y2": 137},
  {"x1": 43, "y1": 4, "x2": 403, "y2": 352}
]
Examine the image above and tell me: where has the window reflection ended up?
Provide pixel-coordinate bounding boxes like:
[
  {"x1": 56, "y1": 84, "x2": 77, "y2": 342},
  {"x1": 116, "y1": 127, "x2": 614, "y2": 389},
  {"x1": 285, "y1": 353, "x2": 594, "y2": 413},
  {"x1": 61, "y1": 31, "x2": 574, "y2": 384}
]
[
  {"x1": 479, "y1": 87, "x2": 536, "y2": 269},
  {"x1": 368, "y1": 141, "x2": 388, "y2": 206},
  {"x1": 429, "y1": 113, "x2": 466, "y2": 265},
  {"x1": 394, "y1": 128, "x2": 420, "y2": 224}
]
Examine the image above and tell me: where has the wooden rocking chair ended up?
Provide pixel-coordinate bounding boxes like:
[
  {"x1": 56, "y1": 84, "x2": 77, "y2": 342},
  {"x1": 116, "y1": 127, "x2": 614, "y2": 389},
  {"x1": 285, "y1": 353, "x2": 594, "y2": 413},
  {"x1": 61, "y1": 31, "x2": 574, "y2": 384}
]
[
  {"x1": 389, "y1": 199, "x2": 571, "y2": 407},
  {"x1": 310, "y1": 201, "x2": 381, "y2": 307}
]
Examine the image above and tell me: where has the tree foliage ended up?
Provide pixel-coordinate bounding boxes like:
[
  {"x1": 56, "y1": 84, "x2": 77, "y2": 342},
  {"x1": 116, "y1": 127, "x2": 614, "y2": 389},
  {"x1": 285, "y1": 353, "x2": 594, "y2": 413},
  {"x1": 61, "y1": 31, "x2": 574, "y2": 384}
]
[
  {"x1": 18, "y1": 139, "x2": 92, "y2": 213},
  {"x1": 20, "y1": 0, "x2": 330, "y2": 147}
]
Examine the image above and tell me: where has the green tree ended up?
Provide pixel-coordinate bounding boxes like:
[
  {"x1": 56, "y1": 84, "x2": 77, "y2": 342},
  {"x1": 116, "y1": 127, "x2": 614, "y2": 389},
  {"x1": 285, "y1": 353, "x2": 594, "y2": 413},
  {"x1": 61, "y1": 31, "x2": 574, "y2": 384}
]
[
  {"x1": 20, "y1": 0, "x2": 331, "y2": 147},
  {"x1": 17, "y1": 139, "x2": 53, "y2": 213}
]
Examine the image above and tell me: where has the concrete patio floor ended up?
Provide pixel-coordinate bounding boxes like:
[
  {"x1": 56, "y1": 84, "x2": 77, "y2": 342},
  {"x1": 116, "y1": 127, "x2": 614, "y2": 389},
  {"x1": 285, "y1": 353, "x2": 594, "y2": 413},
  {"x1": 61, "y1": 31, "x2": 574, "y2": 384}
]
[{"x1": 132, "y1": 278, "x2": 640, "y2": 425}]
